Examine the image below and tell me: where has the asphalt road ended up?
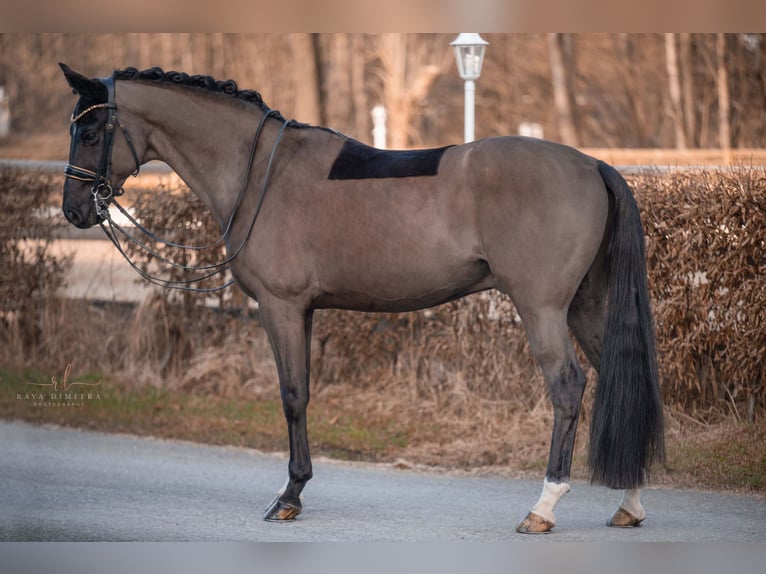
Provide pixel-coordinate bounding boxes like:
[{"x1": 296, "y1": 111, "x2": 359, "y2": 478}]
[{"x1": 1, "y1": 419, "x2": 764, "y2": 542}]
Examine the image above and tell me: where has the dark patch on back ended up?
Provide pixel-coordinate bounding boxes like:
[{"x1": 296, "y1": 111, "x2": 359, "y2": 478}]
[{"x1": 328, "y1": 139, "x2": 453, "y2": 180}]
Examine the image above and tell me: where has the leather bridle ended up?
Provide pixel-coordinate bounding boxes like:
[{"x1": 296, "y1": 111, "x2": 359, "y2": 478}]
[
  {"x1": 65, "y1": 73, "x2": 141, "y2": 219},
  {"x1": 63, "y1": 72, "x2": 290, "y2": 293}
]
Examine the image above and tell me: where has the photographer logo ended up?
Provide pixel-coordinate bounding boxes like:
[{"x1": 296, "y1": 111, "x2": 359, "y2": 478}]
[{"x1": 17, "y1": 363, "x2": 102, "y2": 407}]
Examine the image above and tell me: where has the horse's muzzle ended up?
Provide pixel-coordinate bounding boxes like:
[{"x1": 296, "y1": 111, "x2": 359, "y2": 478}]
[{"x1": 63, "y1": 198, "x2": 101, "y2": 229}]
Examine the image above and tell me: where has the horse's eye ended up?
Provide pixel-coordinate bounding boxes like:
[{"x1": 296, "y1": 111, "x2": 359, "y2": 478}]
[{"x1": 81, "y1": 131, "x2": 99, "y2": 146}]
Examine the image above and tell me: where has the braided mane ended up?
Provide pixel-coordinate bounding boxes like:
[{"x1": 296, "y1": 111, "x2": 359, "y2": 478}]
[{"x1": 114, "y1": 66, "x2": 290, "y2": 123}]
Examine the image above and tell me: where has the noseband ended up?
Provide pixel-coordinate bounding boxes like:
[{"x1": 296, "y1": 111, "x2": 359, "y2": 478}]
[{"x1": 65, "y1": 74, "x2": 141, "y2": 218}]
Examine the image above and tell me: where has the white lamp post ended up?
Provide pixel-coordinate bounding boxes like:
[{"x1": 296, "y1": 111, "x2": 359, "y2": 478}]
[{"x1": 451, "y1": 33, "x2": 488, "y2": 143}]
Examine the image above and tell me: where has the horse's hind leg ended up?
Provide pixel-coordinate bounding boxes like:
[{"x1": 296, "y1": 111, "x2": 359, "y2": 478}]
[
  {"x1": 514, "y1": 307, "x2": 587, "y2": 534},
  {"x1": 608, "y1": 488, "x2": 646, "y2": 527},
  {"x1": 259, "y1": 298, "x2": 314, "y2": 522},
  {"x1": 568, "y1": 267, "x2": 645, "y2": 528}
]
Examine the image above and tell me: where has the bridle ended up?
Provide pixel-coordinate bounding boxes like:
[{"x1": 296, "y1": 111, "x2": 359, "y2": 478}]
[
  {"x1": 65, "y1": 74, "x2": 142, "y2": 220},
  {"x1": 65, "y1": 72, "x2": 290, "y2": 293}
]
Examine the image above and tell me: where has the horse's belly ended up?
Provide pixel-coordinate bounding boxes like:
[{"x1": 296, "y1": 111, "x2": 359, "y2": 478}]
[{"x1": 314, "y1": 256, "x2": 493, "y2": 312}]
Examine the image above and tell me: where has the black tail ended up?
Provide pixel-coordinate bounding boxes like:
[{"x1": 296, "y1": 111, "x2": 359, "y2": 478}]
[{"x1": 588, "y1": 161, "x2": 665, "y2": 489}]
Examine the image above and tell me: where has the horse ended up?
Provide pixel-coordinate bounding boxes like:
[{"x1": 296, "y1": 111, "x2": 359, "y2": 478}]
[{"x1": 59, "y1": 64, "x2": 664, "y2": 534}]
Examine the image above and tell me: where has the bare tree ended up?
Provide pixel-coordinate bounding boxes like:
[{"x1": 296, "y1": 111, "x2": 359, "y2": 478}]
[
  {"x1": 679, "y1": 33, "x2": 697, "y2": 146},
  {"x1": 372, "y1": 34, "x2": 452, "y2": 149},
  {"x1": 610, "y1": 34, "x2": 652, "y2": 146},
  {"x1": 349, "y1": 35, "x2": 370, "y2": 139},
  {"x1": 314, "y1": 34, "x2": 375, "y2": 138},
  {"x1": 4, "y1": 33, "x2": 766, "y2": 150},
  {"x1": 288, "y1": 34, "x2": 321, "y2": 125},
  {"x1": 665, "y1": 33, "x2": 687, "y2": 149},
  {"x1": 717, "y1": 33, "x2": 731, "y2": 158},
  {"x1": 548, "y1": 33, "x2": 579, "y2": 147}
]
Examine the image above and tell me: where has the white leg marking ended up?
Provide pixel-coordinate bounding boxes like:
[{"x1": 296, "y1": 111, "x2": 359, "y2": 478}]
[
  {"x1": 618, "y1": 488, "x2": 645, "y2": 520},
  {"x1": 529, "y1": 478, "x2": 571, "y2": 524}
]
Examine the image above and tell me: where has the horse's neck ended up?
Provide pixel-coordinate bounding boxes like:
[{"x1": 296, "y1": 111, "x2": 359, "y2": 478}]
[{"x1": 119, "y1": 81, "x2": 271, "y2": 228}]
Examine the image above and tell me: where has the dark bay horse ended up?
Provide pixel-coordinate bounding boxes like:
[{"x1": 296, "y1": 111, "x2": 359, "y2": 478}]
[{"x1": 59, "y1": 64, "x2": 664, "y2": 534}]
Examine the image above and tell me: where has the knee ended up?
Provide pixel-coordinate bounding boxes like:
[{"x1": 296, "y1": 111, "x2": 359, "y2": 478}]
[{"x1": 281, "y1": 387, "x2": 309, "y2": 419}]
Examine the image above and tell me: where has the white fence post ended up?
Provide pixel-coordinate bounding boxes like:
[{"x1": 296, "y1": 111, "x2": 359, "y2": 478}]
[
  {"x1": 371, "y1": 104, "x2": 387, "y2": 149},
  {"x1": 0, "y1": 87, "x2": 10, "y2": 138},
  {"x1": 519, "y1": 121, "x2": 543, "y2": 139}
]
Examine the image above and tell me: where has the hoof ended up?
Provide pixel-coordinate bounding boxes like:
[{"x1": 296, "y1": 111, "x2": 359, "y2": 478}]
[
  {"x1": 607, "y1": 506, "x2": 644, "y2": 528},
  {"x1": 264, "y1": 495, "x2": 302, "y2": 522},
  {"x1": 516, "y1": 511, "x2": 555, "y2": 534}
]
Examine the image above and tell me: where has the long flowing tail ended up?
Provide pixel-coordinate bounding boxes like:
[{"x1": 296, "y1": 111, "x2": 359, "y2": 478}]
[{"x1": 588, "y1": 161, "x2": 665, "y2": 489}]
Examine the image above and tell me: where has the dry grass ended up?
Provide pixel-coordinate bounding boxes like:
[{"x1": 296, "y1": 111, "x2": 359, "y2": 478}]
[
  {"x1": 309, "y1": 300, "x2": 582, "y2": 470},
  {"x1": 653, "y1": 415, "x2": 766, "y2": 496}
]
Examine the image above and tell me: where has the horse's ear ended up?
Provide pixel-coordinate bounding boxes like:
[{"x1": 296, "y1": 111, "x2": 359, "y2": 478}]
[{"x1": 59, "y1": 63, "x2": 108, "y2": 102}]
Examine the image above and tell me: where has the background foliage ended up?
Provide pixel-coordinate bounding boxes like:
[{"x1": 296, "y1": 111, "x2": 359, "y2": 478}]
[{"x1": 1, "y1": 33, "x2": 765, "y2": 150}]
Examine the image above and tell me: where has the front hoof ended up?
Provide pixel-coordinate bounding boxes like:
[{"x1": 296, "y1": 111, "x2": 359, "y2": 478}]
[
  {"x1": 264, "y1": 495, "x2": 302, "y2": 522},
  {"x1": 516, "y1": 512, "x2": 555, "y2": 534},
  {"x1": 607, "y1": 507, "x2": 644, "y2": 528}
]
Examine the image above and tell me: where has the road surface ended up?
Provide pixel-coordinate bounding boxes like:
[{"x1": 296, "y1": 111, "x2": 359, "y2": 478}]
[{"x1": 1, "y1": 420, "x2": 764, "y2": 541}]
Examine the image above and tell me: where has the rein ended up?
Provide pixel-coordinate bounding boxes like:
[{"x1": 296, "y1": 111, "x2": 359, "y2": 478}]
[{"x1": 66, "y1": 73, "x2": 290, "y2": 293}]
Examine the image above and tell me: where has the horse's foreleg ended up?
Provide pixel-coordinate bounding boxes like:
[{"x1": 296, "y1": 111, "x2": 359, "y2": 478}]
[
  {"x1": 259, "y1": 300, "x2": 314, "y2": 522},
  {"x1": 515, "y1": 309, "x2": 587, "y2": 534}
]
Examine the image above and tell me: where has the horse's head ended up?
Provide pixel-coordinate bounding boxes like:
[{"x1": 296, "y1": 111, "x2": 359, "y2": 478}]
[{"x1": 59, "y1": 63, "x2": 141, "y2": 228}]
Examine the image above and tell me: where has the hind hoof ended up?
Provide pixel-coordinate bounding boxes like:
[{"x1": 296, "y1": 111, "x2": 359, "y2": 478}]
[
  {"x1": 264, "y1": 496, "x2": 302, "y2": 522},
  {"x1": 607, "y1": 507, "x2": 644, "y2": 528},
  {"x1": 516, "y1": 512, "x2": 555, "y2": 534}
]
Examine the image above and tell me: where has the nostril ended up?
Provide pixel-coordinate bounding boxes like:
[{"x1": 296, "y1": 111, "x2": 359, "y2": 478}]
[{"x1": 64, "y1": 208, "x2": 81, "y2": 226}]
